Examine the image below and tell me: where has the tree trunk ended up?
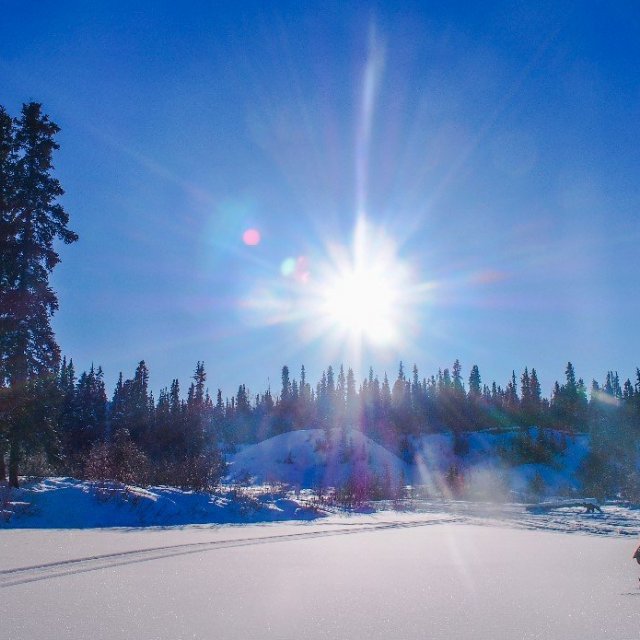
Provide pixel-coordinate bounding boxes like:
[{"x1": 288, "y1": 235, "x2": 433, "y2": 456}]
[
  {"x1": 8, "y1": 441, "x2": 19, "y2": 488},
  {"x1": 0, "y1": 450, "x2": 6, "y2": 482}
]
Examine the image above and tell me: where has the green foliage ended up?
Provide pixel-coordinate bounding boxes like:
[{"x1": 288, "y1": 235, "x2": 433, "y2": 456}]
[{"x1": 498, "y1": 428, "x2": 565, "y2": 467}]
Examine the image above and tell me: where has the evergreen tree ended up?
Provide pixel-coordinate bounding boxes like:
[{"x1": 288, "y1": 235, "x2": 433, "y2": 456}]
[
  {"x1": 110, "y1": 361, "x2": 152, "y2": 445},
  {"x1": 232, "y1": 383, "x2": 253, "y2": 442},
  {"x1": 63, "y1": 364, "x2": 107, "y2": 466},
  {"x1": 335, "y1": 364, "x2": 346, "y2": 428},
  {"x1": 212, "y1": 388, "x2": 224, "y2": 438},
  {"x1": 452, "y1": 359, "x2": 464, "y2": 393},
  {"x1": 0, "y1": 103, "x2": 77, "y2": 486},
  {"x1": 345, "y1": 367, "x2": 358, "y2": 428},
  {"x1": 280, "y1": 365, "x2": 291, "y2": 402},
  {"x1": 505, "y1": 371, "x2": 519, "y2": 415},
  {"x1": 129, "y1": 360, "x2": 152, "y2": 443},
  {"x1": 551, "y1": 362, "x2": 588, "y2": 431},
  {"x1": 530, "y1": 368, "x2": 542, "y2": 413},
  {"x1": 467, "y1": 364, "x2": 483, "y2": 428},
  {"x1": 275, "y1": 365, "x2": 293, "y2": 434},
  {"x1": 184, "y1": 362, "x2": 208, "y2": 456},
  {"x1": 392, "y1": 362, "x2": 411, "y2": 434},
  {"x1": 381, "y1": 373, "x2": 391, "y2": 418},
  {"x1": 468, "y1": 365, "x2": 481, "y2": 399},
  {"x1": 56, "y1": 356, "x2": 76, "y2": 449},
  {"x1": 296, "y1": 364, "x2": 312, "y2": 426}
]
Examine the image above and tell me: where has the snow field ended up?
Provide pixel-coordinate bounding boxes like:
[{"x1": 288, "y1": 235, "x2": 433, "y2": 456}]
[{"x1": 2, "y1": 520, "x2": 639, "y2": 639}]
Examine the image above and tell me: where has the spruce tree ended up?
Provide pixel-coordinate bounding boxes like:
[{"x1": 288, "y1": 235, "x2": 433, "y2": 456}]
[
  {"x1": 185, "y1": 362, "x2": 207, "y2": 455},
  {"x1": 468, "y1": 365, "x2": 481, "y2": 399},
  {"x1": 0, "y1": 103, "x2": 77, "y2": 486},
  {"x1": 468, "y1": 365, "x2": 482, "y2": 429},
  {"x1": 452, "y1": 359, "x2": 464, "y2": 393},
  {"x1": 61, "y1": 364, "x2": 106, "y2": 469},
  {"x1": 529, "y1": 368, "x2": 542, "y2": 424},
  {"x1": 345, "y1": 367, "x2": 358, "y2": 428},
  {"x1": 0, "y1": 108, "x2": 13, "y2": 480}
]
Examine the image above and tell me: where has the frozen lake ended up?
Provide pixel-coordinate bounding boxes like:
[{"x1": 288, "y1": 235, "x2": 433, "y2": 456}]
[{"x1": 2, "y1": 513, "x2": 640, "y2": 639}]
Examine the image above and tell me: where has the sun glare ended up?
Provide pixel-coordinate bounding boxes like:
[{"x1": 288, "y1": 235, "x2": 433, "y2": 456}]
[
  {"x1": 312, "y1": 216, "x2": 410, "y2": 348},
  {"x1": 320, "y1": 266, "x2": 397, "y2": 344},
  {"x1": 240, "y1": 216, "x2": 422, "y2": 358}
]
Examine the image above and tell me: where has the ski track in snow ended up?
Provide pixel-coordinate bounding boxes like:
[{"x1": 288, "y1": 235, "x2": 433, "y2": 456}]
[
  {"x1": 3, "y1": 502, "x2": 638, "y2": 588},
  {"x1": 0, "y1": 517, "x2": 460, "y2": 588}
]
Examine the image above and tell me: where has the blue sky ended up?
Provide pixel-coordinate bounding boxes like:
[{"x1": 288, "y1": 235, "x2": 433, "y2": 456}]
[{"x1": 1, "y1": 1, "x2": 639, "y2": 399}]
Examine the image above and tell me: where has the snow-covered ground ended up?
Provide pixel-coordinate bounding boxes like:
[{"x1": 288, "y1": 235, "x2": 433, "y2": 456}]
[
  {"x1": 5, "y1": 476, "x2": 640, "y2": 537},
  {"x1": 2, "y1": 427, "x2": 637, "y2": 638},
  {"x1": 2, "y1": 514, "x2": 640, "y2": 639}
]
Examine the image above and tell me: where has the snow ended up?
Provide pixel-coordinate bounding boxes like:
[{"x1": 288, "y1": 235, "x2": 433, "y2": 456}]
[
  {"x1": 226, "y1": 428, "x2": 410, "y2": 487},
  {"x1": 224, "y1": 426, "x2": 592, "y2": 497},
  {"x1": 4, "y1": 476, "x2": 640, "y2": 537},
  {"x1": 4, "y1": 465, "x2": 640, "y2": 637},
  {"x1": 1, "y1": 477, "x2": 322, "y2": 528},
  {"x1": 2, "y1": 515, "x2": 640, "y2": 639},
  {"x1": 3, "y1": 427, "x2": 638, "y2": 637}
]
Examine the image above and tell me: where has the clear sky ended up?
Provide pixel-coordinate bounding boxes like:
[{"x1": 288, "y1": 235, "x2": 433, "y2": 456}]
[{"x1": 1, "y1": 1, "x2": 639, "y2": 399}]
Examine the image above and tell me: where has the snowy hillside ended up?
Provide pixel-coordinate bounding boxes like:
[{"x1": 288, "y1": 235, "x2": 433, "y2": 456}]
[
  {"x1": 227, "y1": 426, "x2": 590, "y2": 497},
  {"x1": 410, "y1": 427, "x2": 590, "y2": 497},
  {"x1": 226, "y1": 428, "x2": 409, "y2": 488}
]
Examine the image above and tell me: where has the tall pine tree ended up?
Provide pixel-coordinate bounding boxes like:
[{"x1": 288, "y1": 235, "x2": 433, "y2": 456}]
[{"x1": 0, "y1": 103, "x2": 77, "y2": 486}]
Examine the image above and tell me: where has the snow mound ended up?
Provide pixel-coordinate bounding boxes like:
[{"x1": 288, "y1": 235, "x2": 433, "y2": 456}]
[{"x1": 226, "y1": 428, "x2": 409, "y2": 488}]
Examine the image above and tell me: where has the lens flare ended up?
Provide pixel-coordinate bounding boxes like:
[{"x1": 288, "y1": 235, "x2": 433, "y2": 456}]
[
  {"x1": 280, "y1": 257, "x2": 296, "y2": 277},
  {"x1": 238, "y1": 214, "x2": 434, "y2": 372},
  {"x1": 281, "y1": 256, "x2": 311, "y2": 283},
  {"x1": 243, "y1": 228, "x2": 261, "y2": 246}
]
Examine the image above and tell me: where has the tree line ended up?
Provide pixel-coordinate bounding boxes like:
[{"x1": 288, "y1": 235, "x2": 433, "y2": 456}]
[{"x1": 4, "y1": 353, "x2": 640, "y2": 492}]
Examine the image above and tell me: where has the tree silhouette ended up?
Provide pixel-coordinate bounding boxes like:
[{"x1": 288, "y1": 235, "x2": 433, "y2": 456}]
[{"x1": 0, "y1": 103, "x2": 77, "y2": 486}]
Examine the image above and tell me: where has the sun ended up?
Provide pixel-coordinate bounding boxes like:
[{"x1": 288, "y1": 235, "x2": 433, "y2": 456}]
[
  {"x1": 320, "y1": 265, "x2": 398, "y2": 345},
  {"x1": 313, "y1": 216, "x2": 410, "y2": 348},
  {"x1": 239, "y1": 215, "x2": 421, "y2": 356}
]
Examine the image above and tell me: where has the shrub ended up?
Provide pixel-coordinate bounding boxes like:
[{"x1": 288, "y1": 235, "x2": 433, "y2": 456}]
[{"x1": 84, "y1": 429, "x2": 149, "y2": 486}]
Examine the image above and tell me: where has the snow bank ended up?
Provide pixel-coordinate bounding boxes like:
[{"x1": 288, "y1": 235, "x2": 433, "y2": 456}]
[{"x1": 1, "y1": 477, "x2": 322, "y2": 528}]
